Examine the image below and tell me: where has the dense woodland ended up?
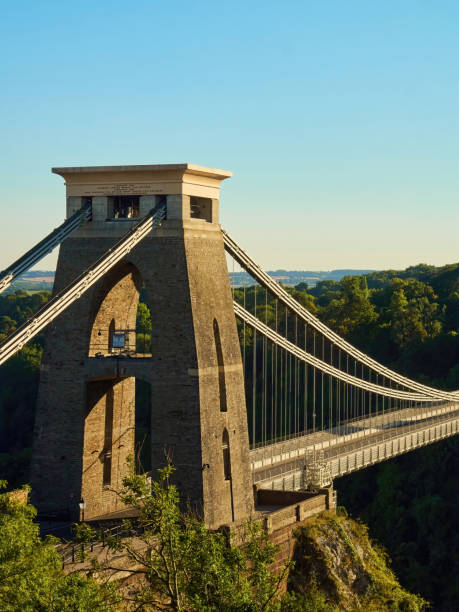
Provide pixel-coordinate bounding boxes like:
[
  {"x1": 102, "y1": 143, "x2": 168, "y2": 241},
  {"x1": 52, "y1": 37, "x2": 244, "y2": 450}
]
[{"x1": 0, "y1": 261, "x2": 458, "y2": 609}]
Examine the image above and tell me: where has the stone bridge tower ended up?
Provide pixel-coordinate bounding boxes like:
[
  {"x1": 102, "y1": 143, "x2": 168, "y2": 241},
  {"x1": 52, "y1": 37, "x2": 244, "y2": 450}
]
[{"x1": 31, "y1": 164, "x2": 254, "y2": 528}]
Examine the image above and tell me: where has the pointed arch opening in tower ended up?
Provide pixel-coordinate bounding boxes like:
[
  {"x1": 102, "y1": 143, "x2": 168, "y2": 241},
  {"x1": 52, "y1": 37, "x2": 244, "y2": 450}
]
[
  {"x1": 222, "y1": 428, "x2": 235, "y2": 521},
  {"x1": 213, "y1": 318, "x2": 228, "y2": 412},
  {"x1": 102, "y1": 386, "x2": 114, "y2": 487},
  {"x1": 88, "y1": 261, "x2": 152, "y2": 358},
  {"x1": 222, "y1": 428, "x2": 231, "y2": 481}
]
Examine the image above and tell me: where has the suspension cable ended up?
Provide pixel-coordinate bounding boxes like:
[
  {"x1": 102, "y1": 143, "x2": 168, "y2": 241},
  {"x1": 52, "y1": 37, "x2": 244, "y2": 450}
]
[
  {"x1": 0, "y1": 204, "x2": 166, "y2": 367},
  {"x1": 223, "y1": 229, "x2": 458, "y2": 400},
  {"x1": 0, "y1": 202, "x2": 92, "y2": 294},
  {"x1": 233, "y1": 301, "x2": 445, "y2": 402}
]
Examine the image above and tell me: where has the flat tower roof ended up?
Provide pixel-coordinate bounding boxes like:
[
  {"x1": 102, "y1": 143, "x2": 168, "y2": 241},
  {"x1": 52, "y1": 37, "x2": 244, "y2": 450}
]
[{"x1": 52, "y1": 163, "x2": 232, "y2": 180}]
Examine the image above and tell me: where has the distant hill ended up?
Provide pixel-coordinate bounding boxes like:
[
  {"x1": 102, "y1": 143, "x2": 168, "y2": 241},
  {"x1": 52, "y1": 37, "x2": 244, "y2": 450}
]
[
  {"x1": 4, "y1": 271, "x2": 55, "y2": 294},
  {"x1": 230, "y1": 269, "x2": 375, "y2": 288},
  {"x1": 3, "y1": 268, "x2": 378, "y2": 293}
]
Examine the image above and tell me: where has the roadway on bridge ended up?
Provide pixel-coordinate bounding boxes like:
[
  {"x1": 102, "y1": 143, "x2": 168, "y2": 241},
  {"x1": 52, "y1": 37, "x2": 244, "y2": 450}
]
[{"x1": 251, "y1": 401, "x2": 459, "y2": 487}]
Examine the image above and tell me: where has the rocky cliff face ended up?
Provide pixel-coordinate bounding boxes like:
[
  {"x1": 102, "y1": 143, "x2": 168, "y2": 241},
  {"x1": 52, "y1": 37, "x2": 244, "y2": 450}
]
[{"x1": 288, "y1": 511, "x2": 427, "y2": 611}]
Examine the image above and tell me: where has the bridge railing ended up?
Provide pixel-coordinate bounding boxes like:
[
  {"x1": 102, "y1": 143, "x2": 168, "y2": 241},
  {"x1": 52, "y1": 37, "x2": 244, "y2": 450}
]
[
  {"x1": 251, "y1": 401, "x2": 459, "y2": 486},
  {"x1": 58, "y1": 521, "x2": 143, "y2": 567},
  {"x1": 324, "y1": 401, "x2": 458, "y2": 461}
]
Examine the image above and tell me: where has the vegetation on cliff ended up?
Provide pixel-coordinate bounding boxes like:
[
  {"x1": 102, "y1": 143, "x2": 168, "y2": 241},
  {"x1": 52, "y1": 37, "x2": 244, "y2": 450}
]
[
  {"x1": 289, "y1": 510, "x2": 427, "y2": 611},
  {"x1": 337, "y1": 438, "x2": 459, "y2": 611},
  {"x1": 75, "y1": 462, "x2": 293, "y2": 611}
]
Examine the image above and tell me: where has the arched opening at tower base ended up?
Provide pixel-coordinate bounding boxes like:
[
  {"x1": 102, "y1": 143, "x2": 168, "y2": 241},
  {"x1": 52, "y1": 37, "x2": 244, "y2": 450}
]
[
  {"x1": 82, "y1": 376, "x2": 152, "y2": 520},
  {"x1": 81, "y1": 261, "x2": 154, "y2": 520}
]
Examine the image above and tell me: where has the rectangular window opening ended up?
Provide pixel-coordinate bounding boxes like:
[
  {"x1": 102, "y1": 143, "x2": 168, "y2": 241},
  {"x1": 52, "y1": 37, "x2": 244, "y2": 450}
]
[
  {"x1": 112, "y1": 196, "x2": 140, "y2": 219},
  {"x1": 190, "y1": 196, "x2": 212, "y2": 222},
  {"x1": 103, "y1": 452, "x2": 112, "y2": 487},
  {"x1": 112, "y1": 332, "x2": 126, "y2": 349}
]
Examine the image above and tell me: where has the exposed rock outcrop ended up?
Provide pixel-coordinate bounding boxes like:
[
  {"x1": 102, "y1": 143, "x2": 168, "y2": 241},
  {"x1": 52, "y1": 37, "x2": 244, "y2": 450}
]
[{"x1": 289, "y1": 510, "x2": 428, "y2": 611}]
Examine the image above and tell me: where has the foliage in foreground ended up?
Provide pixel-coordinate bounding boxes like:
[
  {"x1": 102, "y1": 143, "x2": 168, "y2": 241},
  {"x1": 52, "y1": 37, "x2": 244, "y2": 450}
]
[
  {"x1": 78, "y1": 462, "x2": 297, "y2": 611},
  {"x1": 74, "y1": 463, "x2": 427, "y2": 611},
  {"x1": 0, "y1": 481, "x2": 119, "y2": 612},
  {"x1": 0, "y1": 468, "x2": 428, "y2": 611}
]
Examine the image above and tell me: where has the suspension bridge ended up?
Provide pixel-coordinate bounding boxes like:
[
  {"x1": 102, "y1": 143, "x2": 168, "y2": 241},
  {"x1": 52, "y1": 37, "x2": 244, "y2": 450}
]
[{"x1": 0, "y1": 163, "x2": 457, "y2": 527}]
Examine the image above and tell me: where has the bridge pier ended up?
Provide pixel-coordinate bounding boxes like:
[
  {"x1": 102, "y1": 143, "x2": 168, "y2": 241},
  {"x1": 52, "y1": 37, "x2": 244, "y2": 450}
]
[
  {"x1": 31, "y1": 164, "x2": 254, "y2": 528},
  {"x1": 254, "y1": 487, "x2": 337, "y2": 581}
]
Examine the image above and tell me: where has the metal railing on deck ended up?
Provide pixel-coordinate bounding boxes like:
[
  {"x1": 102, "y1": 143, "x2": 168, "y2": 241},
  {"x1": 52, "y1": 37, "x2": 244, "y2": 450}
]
[
  {"x1": 59, "y1": 521, "x2": 142, "y2": 567},
  {"x1": 252, "y1": 403, "x2": 459, "y2": 488}
]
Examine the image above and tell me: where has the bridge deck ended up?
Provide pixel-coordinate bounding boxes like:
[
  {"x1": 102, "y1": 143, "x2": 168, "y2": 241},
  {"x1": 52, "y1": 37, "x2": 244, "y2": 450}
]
[{"x1": 251, "y1": 402, "x2": 459, "y2": 490}]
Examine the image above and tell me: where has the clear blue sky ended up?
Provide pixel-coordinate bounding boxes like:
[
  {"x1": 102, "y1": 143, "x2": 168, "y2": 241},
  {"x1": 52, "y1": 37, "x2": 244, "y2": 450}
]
[{"x1": 1, "y1": 1, "x2": 458, "y2": 271}]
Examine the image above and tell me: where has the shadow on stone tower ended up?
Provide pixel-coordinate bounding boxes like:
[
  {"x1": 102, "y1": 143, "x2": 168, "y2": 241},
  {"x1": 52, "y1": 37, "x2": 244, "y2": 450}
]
[{"x1": 30, "y1": 164, "x2": 254, "y2": 528}]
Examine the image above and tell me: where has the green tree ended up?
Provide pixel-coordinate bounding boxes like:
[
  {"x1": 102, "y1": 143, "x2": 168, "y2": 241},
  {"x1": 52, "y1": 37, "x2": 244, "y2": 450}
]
[
  {"x1": 85, "y1": 462, "x2": 292, "y2": 611},
  {"x1": 321, "y1": 276, "x2": 378, "y2": 338},
  {"x1": 136, "y1": 302, "x2": 152, "y2": 353},
  {"x1": 388, "y1": 278, "x2": 442, "y2": 349},
  {"x1": 136, "y1": 302, "x2": 152, "y2": 335},
  {"x1": 0, "y1": 482, "x2": 119, "y2": 611},
  {"x1": 0, "y1": 315, "x2": 16, "y2": 341},
  {"x1": 287, "y1": 285, "x2": 317, "y2": 314}
]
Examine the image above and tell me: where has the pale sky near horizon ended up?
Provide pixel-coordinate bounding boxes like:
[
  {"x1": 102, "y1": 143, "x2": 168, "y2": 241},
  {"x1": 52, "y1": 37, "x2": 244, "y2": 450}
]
[{"x1": 1, "y1": 1, "x2": 458, "y2": 272}]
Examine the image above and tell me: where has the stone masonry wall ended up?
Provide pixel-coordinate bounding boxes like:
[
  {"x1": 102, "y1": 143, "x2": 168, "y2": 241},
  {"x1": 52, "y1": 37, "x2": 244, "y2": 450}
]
[
  {"x1": 31, "y1": 236, "x2": 136, "y2": 518},
  {"x1": 31, "y1": 215, "x2": 254, "y2": 527},
  {"x1": 263, "y1": 488, "x2": 336, "y2": 579}
]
